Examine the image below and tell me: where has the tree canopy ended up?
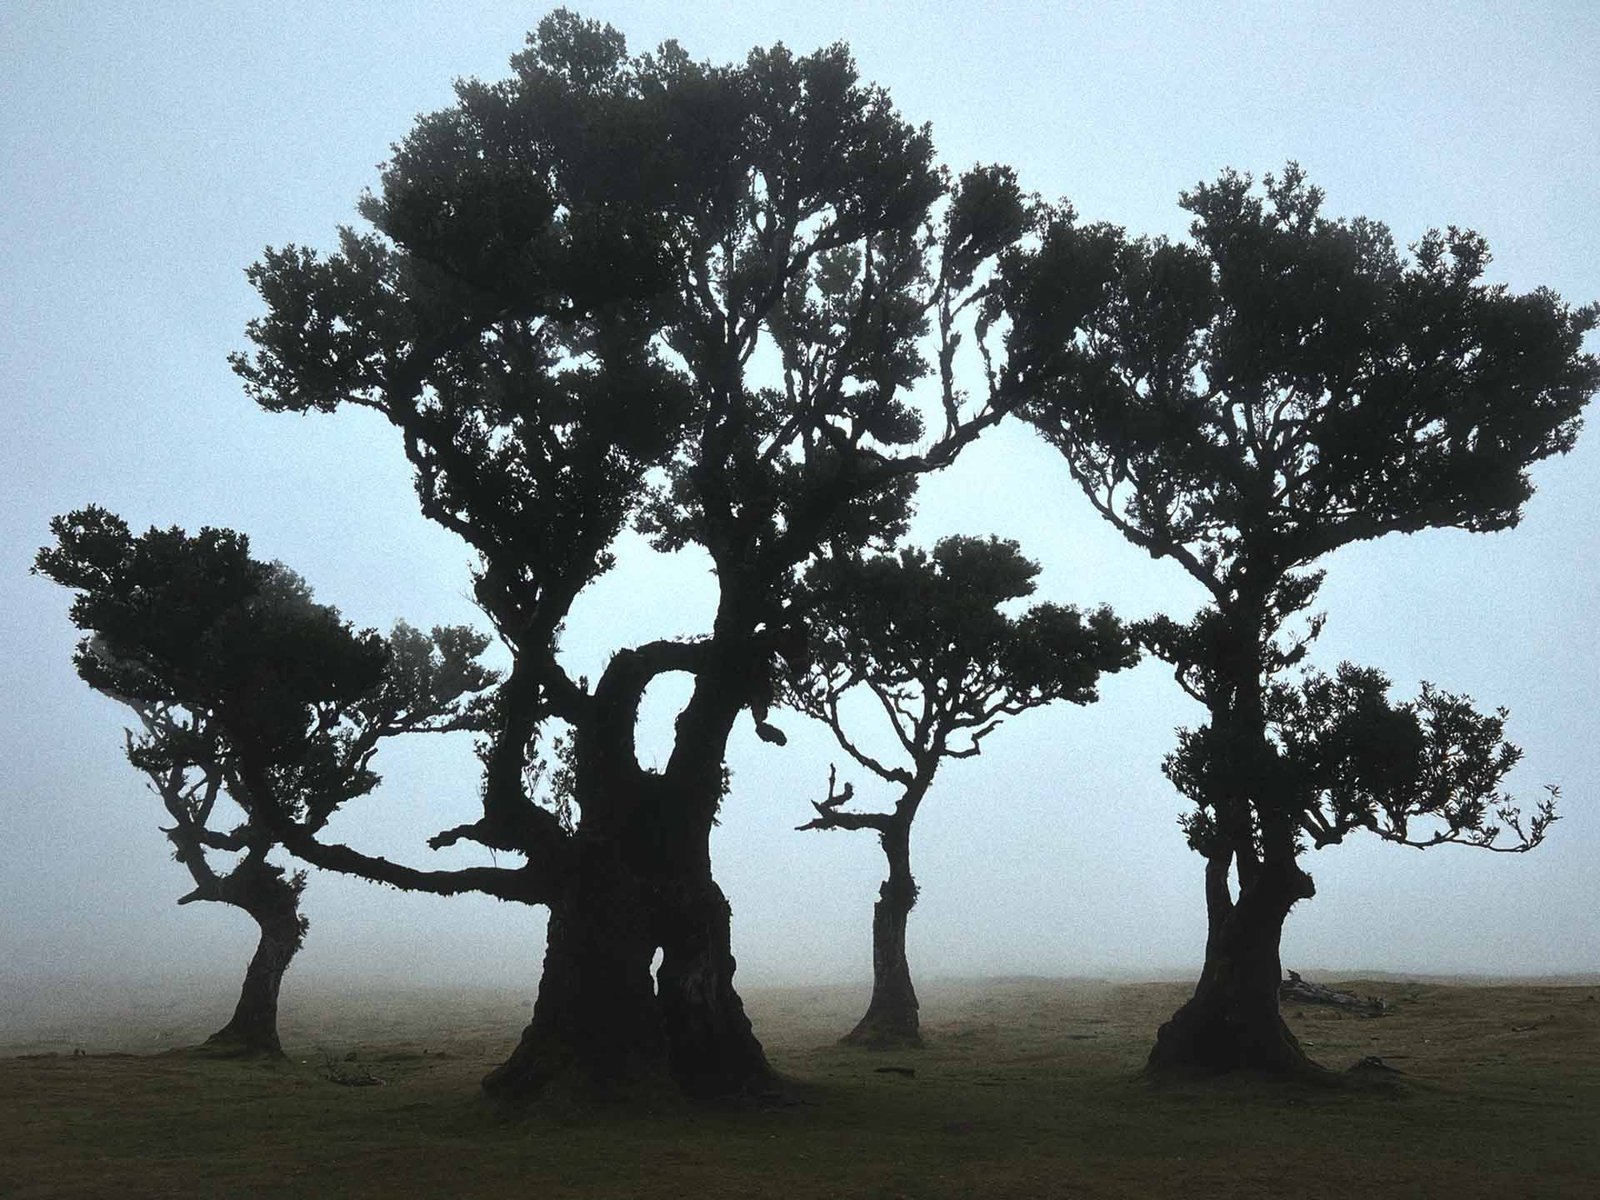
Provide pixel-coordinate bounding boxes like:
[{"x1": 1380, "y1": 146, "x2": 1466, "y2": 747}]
[
  {"x1": 790, "y1": 536, "x2": 1135, "y2": 794},
  {"x1": 1007, "y1": 165, "x2": 1595, "y2": 566}
]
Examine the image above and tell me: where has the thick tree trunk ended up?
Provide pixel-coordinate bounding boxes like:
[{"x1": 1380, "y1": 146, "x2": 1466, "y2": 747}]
[
  {"x1": 655, "y1": 869, "x2": 774, "y2": 1097},
  {"x1": 1146, "y1": 856, "x2": 1320, "y2": 1078},
  {"x1": 482, "y1": 842, "x2": 665, "y2": 1102},
  {"x1": 1147, "y1": 610, "x2": 1330, "y2": 1080},
  {"x1": 486, "y1": 635, "x2": 775, "y2": 1103},
  {"x1": 845, "y1": 823, "x2": 920, "y2": 1048},
  {"x1": 201, "y1": 864, "x2": 305, "y2": 1058}
]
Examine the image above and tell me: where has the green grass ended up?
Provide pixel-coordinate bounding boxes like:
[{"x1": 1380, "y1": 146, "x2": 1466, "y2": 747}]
[{"x1": 3, "y1": 978, "x2": 1597, "y2": 1198}]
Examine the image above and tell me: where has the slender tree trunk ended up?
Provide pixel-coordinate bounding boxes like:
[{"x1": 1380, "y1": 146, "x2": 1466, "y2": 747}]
[
  {"x1": 844, "y1": 820, "x2": 920, "y2": 1048},
  {"x1": 1146, "y1": 856, "x2": 1319, "y2": 1078},
  {"x1": 483, "y1": 839, "x2": 665, "y2": 1101},
  {"x1": 202, "y1": 863, "x2": 305, "y2": 1058}
]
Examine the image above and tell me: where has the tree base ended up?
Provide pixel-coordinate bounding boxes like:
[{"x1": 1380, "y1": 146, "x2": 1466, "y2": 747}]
[
  {"x1": 482, "y1": 1030, "x2": 783, "y2": 1109},
  {"x1": 656, "y1": 875, "x2": 777, "y2": 1101},
  {"x1": 482, "y1": 1049, "x2": 684, "y2": 1110},
  {"x1": 193, "y1": 1026, "x2": 285, "y2": 1060},
  {"x1": 1145, "y1": 990, "x2": 1329, "y2": 1084},
  {"x1": 841, "y1": 1009, "x2": 923, "y2": 1050}
]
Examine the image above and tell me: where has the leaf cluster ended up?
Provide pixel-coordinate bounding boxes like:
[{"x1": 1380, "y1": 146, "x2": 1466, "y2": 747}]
[
  {"x1": 35, "y1": 507, "x2": 495, "y2": 836},
  {"x1": 1168, "y1": 662, "x2": 1554, "y2": 858},
  {"x1": 997, "y1": 164, "x2": 1600, "y2": 596},
  {"x1": 787, "y1": 535, "x2": 1136, "y2": 803}
]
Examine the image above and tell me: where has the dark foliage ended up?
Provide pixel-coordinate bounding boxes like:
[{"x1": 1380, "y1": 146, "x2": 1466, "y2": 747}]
[
  {"x1": 35, "y1": 506, "x2": 494, "y2": 1054},
  {"x1": 786, "y1": 535, "x2": 1136, "y2": 1044},
  {"x1": 229, "y1": 9, "x2": 1034, "y2": 1098},
  {"x1": 994, "y1": 165, "x2": 1598, "y2": 1075}
]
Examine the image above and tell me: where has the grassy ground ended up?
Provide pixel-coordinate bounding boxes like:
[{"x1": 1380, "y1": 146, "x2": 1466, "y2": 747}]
[{"x1": 3, "y1": 976, "x2": 1597, "y2": 1198}]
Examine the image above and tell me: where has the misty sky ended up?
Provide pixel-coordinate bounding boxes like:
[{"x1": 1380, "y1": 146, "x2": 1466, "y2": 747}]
[{"x1": 3, "y1": 1, "x2": 1598, "y2": 997}]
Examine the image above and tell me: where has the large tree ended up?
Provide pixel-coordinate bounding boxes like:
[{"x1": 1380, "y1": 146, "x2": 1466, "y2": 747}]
[
  {"x1": 993, "y1": 166, "x2": 1599, "y2": 1077},
  {"x1": 787, "y1": 535, "x2": 1135, "y2": 1046},
  {"x1": 35, "y1": 507, "x2": 493, "y2": 1056},
  {"x1": 231, "y1": 11, "x2": 1032, "y2": 1099}
]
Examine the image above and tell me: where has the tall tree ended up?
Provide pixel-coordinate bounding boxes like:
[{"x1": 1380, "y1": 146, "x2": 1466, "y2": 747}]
[
  {"x1": 993, "y1": 166, "x2": 1598, "y2": 1077},
  {"x1": 35, "y1": 507, "x2": 494, "y2": 1057},
  {"x1": 788, "y1": 536, "x2": 1135, "y2": 1046},
  {"x1": 231, "y1": 10, "x2": 1032, "y2": 1099}
]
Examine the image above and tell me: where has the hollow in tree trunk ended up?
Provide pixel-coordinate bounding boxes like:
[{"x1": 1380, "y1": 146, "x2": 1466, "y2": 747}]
[
  {"x1": 201, "y1": 859, "x2": 307, "y2": 1058},
  {"x1": 1146, "y1": 853, "x2": 1320, "y2": 1078},
  {"x1": 486, "y1": 643, "x2": 774, "y2": 1103},
  {"x1": 844, "y1": 821, "x2": 921, "y2": 1048}
]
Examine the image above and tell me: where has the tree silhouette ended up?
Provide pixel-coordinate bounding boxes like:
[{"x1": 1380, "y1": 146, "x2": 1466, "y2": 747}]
[
  {"x1": 787, "y1": 536, "x2": 1135, "y2": 1046},
  {"x1": 35, "y1": 507, "x2": 494, "y2": 1057},
  {"x1": 230, "y1": 10, "x2": 1031, "y2": 1099},
  {"x1": 993, "y1": 165, "x2": 1599, "y2": 1077}
]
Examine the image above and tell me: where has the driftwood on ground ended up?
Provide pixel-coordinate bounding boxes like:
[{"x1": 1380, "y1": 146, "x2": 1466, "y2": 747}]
[{"x1": 1280, "y1": 970, "x2": 1390, "y2": 1017}]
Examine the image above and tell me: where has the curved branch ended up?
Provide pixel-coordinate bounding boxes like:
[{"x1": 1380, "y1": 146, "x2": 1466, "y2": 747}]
[
  {"x1": 594, "y1": 637, "x2": 714, "y2": 777},
  {"x1": 281, "y1": 828, "x2": 555, "y2": 906}
]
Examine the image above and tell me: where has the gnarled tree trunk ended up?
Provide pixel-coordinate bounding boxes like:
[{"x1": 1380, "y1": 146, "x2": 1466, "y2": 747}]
[
  {"x1": 483, "y1": 838, "x2": 665, "y2": 1101},
  {"x1": 648, "y1": 642, "x2": 774, "y2": 1099},
  {"x1": 655, "y1": 868, "x2": 773, "y2": 1097},
  {"x1": 1147, "y1": 853, "x2": 1319, "y2": 1078},
  {"x1": 484, "y1": 634, "x2": 777, "y2": 1103},
  {"x1": 201, "y1": 859, "x2": 306, "y2": 1058},
  {"x1": 845, "y1": 821, "x2": 920, "y2": 1048}
]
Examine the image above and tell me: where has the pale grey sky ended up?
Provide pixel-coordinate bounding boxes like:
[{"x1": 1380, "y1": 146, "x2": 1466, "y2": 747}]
[{"x1": 3, "y1": 1, "x2": 1597, "y2": 997}]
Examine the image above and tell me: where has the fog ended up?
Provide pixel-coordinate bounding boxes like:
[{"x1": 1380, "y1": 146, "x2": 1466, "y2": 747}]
[{"x1": 3, "y1": 1, "x2": 1597, "y2": 1003}]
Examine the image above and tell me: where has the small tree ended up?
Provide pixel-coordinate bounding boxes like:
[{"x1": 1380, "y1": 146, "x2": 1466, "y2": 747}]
[
  {"x1": 35, "y1": 507, "x2": 494, "y2": 1056},
  {"x1": 994, "y1": 166, "x2": 1598, "y2": 1076},
  {"x1": 787, "y1": 536, "x2": 1136, "y2": 1046},
  {"x1": 232, "y1": 10, "x2": 1033, "y2": 1099}
]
